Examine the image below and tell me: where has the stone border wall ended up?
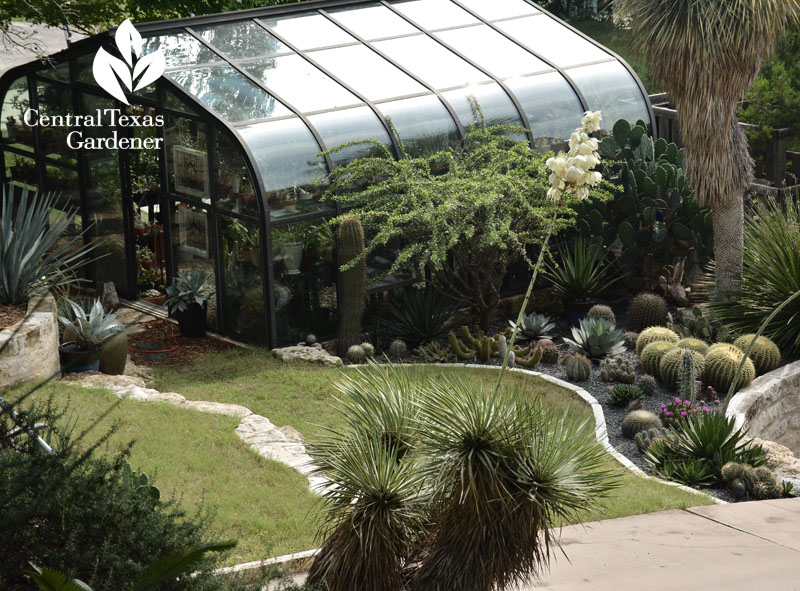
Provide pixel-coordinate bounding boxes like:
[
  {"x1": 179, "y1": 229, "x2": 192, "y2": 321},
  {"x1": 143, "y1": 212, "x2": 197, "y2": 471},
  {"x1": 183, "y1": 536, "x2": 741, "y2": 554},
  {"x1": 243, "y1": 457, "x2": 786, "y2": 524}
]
[
  {"x1": 0, "y1": 293, "x2": 59, "y2": 389},
  {"x1": 727, "y1": 360, "x2": 800, "y2": 456}
]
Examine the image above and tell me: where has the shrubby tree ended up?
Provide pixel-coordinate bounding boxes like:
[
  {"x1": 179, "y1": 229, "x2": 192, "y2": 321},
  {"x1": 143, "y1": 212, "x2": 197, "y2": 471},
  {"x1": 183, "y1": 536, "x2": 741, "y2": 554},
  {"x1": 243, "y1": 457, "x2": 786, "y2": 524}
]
[{"x1": 320, "y1": 124, "x2": 609, "y2": 330}]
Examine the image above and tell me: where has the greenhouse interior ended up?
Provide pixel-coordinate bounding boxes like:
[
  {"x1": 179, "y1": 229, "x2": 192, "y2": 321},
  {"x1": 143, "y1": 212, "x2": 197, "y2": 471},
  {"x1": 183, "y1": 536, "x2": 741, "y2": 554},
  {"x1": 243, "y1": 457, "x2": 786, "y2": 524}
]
[{"x1": 0, "y1": 0, "x2": 652, "y2": 347}]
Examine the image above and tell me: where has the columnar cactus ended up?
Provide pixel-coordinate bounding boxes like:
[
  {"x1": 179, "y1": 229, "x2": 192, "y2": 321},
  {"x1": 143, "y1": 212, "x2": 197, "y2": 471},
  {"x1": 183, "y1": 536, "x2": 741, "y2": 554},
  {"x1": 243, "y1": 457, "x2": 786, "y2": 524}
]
[
  {"x1": 733, "y1": 334, "x2": 781, "y2": 376},
  {"x1": 658, "y1": 348, "x2": 705, "y2": 391},
  {"x1": 636, "y1": 326, "x2": 679, "y2": 356},
  {"x1": 677, "y1": 350, "x2": 701, "y2": 403},
  {"x1": 449, "y1": 332, "x2": 476, "y2": 360},
  {"x1": 639, "y1": 341, "x2": 677, "y2": 376},
  {"x1": 337, "y1": 217, "x2": 366, "y2": 355},
  {"x1": 564, "y1": 354, "x2": 591, "y2": 381},
  {"x1": 704, "y1": 345, "x2": 756, "y2": 394},
  {"x1": 516, "y1": 347, "x2": 543, "y2": 368},
  {"x1": 675, "y1": 337, "x2": 710, "y2": 356},
  {"x1": 587, "y1": 304, "x2": 616, "y2": 324},
  {"x1": 627, "y1": 293, "x2": 668, "y2": 332},
  {"x1": 622, "y1": 409, "x2": 662, "y2": 438}
]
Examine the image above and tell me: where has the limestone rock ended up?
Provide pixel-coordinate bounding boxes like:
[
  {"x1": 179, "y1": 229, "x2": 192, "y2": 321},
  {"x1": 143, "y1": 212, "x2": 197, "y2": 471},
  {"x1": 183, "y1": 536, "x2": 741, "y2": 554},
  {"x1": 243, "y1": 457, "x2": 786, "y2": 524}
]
[
  {"x1": 751, "y1": 437, "x2": 800, "y2": 489},
  {"x1": 273, "y1": 344, "x2": 342, "y2": 366}
]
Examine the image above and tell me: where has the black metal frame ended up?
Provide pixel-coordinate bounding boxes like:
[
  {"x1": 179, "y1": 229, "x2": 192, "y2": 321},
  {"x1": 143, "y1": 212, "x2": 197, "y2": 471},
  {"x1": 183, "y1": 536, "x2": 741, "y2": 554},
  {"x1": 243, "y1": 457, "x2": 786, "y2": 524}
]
[{"x1": 0, "y1": 0, "x2": 654, "y2": 348}]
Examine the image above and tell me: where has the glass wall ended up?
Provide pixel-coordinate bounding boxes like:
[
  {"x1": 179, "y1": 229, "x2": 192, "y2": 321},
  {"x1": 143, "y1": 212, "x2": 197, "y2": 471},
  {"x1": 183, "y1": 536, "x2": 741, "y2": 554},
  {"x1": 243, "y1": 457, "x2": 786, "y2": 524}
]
[{"x1": 219, "y1": 214, "x2": 265, "y2": 341}]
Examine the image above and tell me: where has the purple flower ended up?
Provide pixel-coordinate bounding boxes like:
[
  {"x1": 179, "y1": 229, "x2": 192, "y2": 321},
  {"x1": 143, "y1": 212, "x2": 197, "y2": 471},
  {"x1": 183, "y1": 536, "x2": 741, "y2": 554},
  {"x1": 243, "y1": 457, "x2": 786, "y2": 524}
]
[
  {"x1": 660, "y1": 403, "x2": 667, "y2": 409},
  {"x1": 681, "y1": 411, "x2": 687, "y2": 417},
  {"x1": 675, "y1": 397, "x2": 681, "y2": 404},
  {"x1": 684, "y1": 400, "x2": 691, "y2": 405},
  {"x1": 703, "y1": 407, "x2": 709, "y2": 412},
  {"x1": 656, "y1": 210, "x2": 665, "y2": 223},
  {"x1": 665, "y1": 411, "x2": 672, "y2": 416}
]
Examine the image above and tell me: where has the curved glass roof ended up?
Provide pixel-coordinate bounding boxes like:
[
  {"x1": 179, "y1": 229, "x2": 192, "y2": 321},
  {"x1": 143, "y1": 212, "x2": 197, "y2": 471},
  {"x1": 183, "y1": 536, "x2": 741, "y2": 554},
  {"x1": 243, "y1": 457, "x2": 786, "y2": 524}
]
[{"x1": 139, "y1": 0, "x2": 651, "y2": 194}]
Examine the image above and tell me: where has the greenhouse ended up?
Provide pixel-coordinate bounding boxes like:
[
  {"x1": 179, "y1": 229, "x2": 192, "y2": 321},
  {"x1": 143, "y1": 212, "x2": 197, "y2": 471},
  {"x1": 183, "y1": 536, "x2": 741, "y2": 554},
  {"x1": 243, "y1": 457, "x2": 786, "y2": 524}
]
[{"x1": 0, "y1": 0, "x2": 652, "y2": 347}]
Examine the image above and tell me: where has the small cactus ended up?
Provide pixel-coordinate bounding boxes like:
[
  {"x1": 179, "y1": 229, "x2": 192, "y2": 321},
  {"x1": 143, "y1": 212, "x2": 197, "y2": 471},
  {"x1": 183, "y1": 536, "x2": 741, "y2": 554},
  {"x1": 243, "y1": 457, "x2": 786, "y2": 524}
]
[
  {"x1": 587, "y1": 304, "x2": 616, "y2": 324},
  {"x1": 634, "y1": 427, "x2": 669, "y2": 452},
  {"x1": 704, "y1": 344, "x2": 756, "y2": 395},
  {"x1": 564, "y1": 354, "x2": 591, "y2": 381},
  {"x1": 733, "y1": 334, "x2": 781, "y2": 376},
  {"x1": 599, "y1": 355, "x2": 635, "y2": 383},
  {"x1": 608, "y1": 384, "x2": 645, "y2": 407},
  {"x1": 658, "y1": 348, "x2": 705, "y2": 391},
  {"x1": 516, "y1": 347, "x2": 543, "y2": 368},
  {"x1": 637, "y1": 374, "x2": 657, "y2": 397},
  {"x1": 721, "y1": 461, "x2": 782, "y2": 500},
  {"x1": 416, "y1": 341, "x2": 455, "y2": 363},
  {"x1": 622, "y1": 409, "x2": 662, "y2": 438},
  {"x1": 627, "y1": 292, "x2": 668, "y2": 332},
  {"x1": 639, "y1": 340, "x2": 677, "y2": 376},
  {"x1": 448, "y1": 332, "x2": 476, "y2": 360},
  {"x1": 677, "y1": 350, "x2": 701, "y2": 403},
  {"x1": 622, "y1": 330, "x2": 639, "y2": 350},
  {"x1": 636, "y1": 326, "x2": 680, "y2": 356},
  {"x1": 388, "y1": 339, "x2": 407, "y2": 358},
  {"x1": 539, "y1": 345, "x2": 560, "y2": 364},
  {"x1": 305, "y1": 334, "x2": 317, "y2": 346},
  {"x1": 361, "y1": 342, "x2": 375, "y2": 357},
  {"x1": 347, "y1": 344, "x2": 366, "y2": 364},
  {"x1": 675, "y1": 337, "x2": 709, "y2": 355}
]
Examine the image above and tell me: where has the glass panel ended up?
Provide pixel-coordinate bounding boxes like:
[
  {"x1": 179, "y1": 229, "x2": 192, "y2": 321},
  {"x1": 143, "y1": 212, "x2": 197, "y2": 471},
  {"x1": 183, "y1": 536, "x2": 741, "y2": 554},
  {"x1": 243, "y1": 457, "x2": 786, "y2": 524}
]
[
  {"x1": 144, "y1": 33, "x2": 220, "y2": 68},
  {"x1": 328, "y1": 5, "x2": 418, "y2": 39},
  {"x1": 43, "y1": 166, "x2": 84, "y2": 273},
  {"x1": 39, "y1": 61, "x2": 70, "y2": 81},
  {"x1": 308, "y1": 106, "x2": 392, "y2": 166},
  {"x1": 171, "y1": 201, "x2": 218, "y2": 328},
  {"x1": 5, "y1": 152, "x2": 38, "y2": 189},
  {"x1": 81, "y1": 92, "x2": 129, "y2": 295},
  {"x1": 165, "y1": 114, "x2": 210, "y2": 203},
  {"x1": 373, "y1": 36, "x2": 490, "y2": 89},
  {"x1": 238, "y1": 117, "x2": 329, "y2": 219},
  {"x1": 442, "y1": 83, "x2": 524, "y2": 135},
  {"x1": 271, "y1": 220, "x2": 337, "y2": 345},
  {"x1": 567, "y1": 61, "x2": 649, "y2": 129},
  {"x1": 165, "y1": 90, "x2": 200, "y2": 115},
  {"x1": 390, "y1": 0, "x2": 479, "y2": 29},
  {"x1": 1, "y1": 77, "x2": 33, "y2": 151},
  {"x1": 496, "y1": 16, "x2": 611, "y2": 68},
  {"x1": 168, "y1": 66, "x2": 292, "y2": 122},
  {"x1": 219, "y1": 214, "x2": 266, "y2": 341},
  {"x1": 242, "y1": 54, "x2": 360, "y2": 113},
  {"x1": 377, "y1": 94, "x2": 459, "y2": 157},
  {"x1": 215, "y1": 132, "x2": 258, "y2": 217},
  {"x1": 436, "y1": 25, "x2": 550, "y2": 78},
  {"x1": 197, "y1": 21, "x2": 287, "y2": 59},
  {"x1": 310, "y1": 45, "x2": 426, "y2": 101},
  {"x1": 262, "y1": 13, "x2": 356, "y2": 50},
  {"x1": 505, "y1": 72, "x2": 584, "y2": 148},
  {"x1": 36, "y1": 80, "x2": 76, "y2": 164},
  {"x1": 455, "y1": 0, "x2": 539, "y2": 20},
  {"x1": 76, "y1": 53, "x2": 97, "y2": 85}
]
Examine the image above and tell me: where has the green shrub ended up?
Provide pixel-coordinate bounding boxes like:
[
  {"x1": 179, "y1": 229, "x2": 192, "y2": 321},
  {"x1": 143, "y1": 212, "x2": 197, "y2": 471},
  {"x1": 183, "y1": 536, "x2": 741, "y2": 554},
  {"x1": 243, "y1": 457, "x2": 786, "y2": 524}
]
[
  {"x1": 563, "y1": 317, "x2": 625, "y2": 359},
  {"x1": 733, "y1": 334, "x2": 781, "y2": 376},
  {"x1": 636, "y1": 326, "x2": 679, "y2": 356}
]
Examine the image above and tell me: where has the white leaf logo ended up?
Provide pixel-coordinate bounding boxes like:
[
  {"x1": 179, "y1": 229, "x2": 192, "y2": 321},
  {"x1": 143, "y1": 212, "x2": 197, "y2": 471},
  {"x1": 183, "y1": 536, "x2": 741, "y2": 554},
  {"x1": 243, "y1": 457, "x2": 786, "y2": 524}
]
[{"x1": 92, "y1": 19, "x2": 165, "y2": 105}]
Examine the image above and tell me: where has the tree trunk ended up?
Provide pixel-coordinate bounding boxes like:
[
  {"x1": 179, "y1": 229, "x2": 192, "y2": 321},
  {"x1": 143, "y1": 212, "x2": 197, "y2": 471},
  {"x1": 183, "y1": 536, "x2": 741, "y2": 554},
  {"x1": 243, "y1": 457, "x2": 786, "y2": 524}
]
[{"x1": 712, "y1": 196, "x2": 744, "y2": 301}]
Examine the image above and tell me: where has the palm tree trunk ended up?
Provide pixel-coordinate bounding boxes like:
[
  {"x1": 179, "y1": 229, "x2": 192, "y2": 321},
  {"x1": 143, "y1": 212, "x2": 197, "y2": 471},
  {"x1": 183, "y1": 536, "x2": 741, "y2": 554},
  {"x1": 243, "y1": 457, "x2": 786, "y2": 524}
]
[{"x1": 712, "y1": 197, "x2": 744, "y2": 300}]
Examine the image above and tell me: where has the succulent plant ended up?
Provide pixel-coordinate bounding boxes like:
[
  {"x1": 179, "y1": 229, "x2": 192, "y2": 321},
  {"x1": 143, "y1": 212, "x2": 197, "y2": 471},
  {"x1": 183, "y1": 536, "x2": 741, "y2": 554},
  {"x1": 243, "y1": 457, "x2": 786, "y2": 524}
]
[
  {"x1": 733, "y1": 334, "x2": 781, "y2": 376},
  {"x1": 634, "y1": 427, "x2": 669, "y2": 452},
  {"x1": 539, "y1": 345, "x2": 560, "y2": 364},
  {"x1": 636, "y1": 326, "x2": 680, "y2": 356},
  {"x1": 564, "y1": 354, "x2": 591, "y2": 381},
  {"x1": 361, "y1": 342, "x2": 375, "y2": 357},
  {"x1": 515, "y1": 346, "x2": 543, "y2": 368},
  {"x1": 658, "y1": 348, "x2": 705, "y2": 390},
  {"x1": 608, "y1": 384, "x2": 645, "y2": 407},
  {"x1": 59, "y1": 298, "x2": 125, "y2": 350},
  {"x1": 599, "y1": 355, "x2": 635, "y2": 383},
  {"x1": 704, "y1": 344, "x2": 756, "y2": 394},
  {"x1": 627, "y1": 293, "x2": 668, "y2": 332},
  {"x1": 668, "y1": 305, "x2": 732, "y2": 343},
  {"x1": 720, "y1": 462, "x2": 782, "y2": 500},
  {"x1": 637, "y1": 374, "x2": 657, "y2": 397},
  {"x1": 622, "y1": 409, "x2": 662, "y2": 438},
  {"x1": 511, "y1": 312, "x2": 555, "y2": 341},
  {"x1": 675, "y1": 337, "x2": 709, "y2": 355},
  {"x1": 415, "y1": 341, "x2": 456, "y2": 363},
  {"x1": 639, "y1": 340, "x2": 677, "y2": 376},
  {"x1": 622, "y1": 330, "x2": 639, "y2": 350},
  {"x1": 677, "y1": 349, "x2": 701, "y2": 403},
  {"x1": 305, "y1": 334, "x2": 317, "y2": 346},
  {"x1": 388, "y1": 339, "x2": 407, "y2": 359},
  {"x1": 564, "y1": 317, "x2": 625, "y2": 359},
  {"x1": 448, "y1": 332, "x2": 475, "y2": 360},
  {"x1": 337, "y1": 217, "x2": 366, "y2": 355},
  {"x1": 587, "y1": 304, "x2": 616, "y2": 325},
  {"x1": 347, "y1": 344, "x2": 366, "y2": 364}
]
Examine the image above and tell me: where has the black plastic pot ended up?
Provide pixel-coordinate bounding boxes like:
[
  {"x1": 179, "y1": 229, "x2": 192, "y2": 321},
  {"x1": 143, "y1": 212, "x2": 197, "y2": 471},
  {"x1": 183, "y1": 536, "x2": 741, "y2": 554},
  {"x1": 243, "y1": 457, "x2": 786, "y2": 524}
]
[
  {"x1": 175, "y1": 302, "x2": 207, "y2": 338},
  {"x1": 59, "y1": 342, "x2": 102, "y2": 373},
  {"x1": 565, "y1": 300, "x2": 595, "y2": 327}
]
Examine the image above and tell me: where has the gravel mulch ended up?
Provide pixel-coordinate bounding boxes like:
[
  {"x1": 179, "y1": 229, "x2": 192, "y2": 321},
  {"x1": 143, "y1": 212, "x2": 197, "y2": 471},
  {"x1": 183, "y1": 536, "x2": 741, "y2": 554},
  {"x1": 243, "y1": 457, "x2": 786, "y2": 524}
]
[{"x1": 0, "y1": 303, "x2": 27, "y2": 331}]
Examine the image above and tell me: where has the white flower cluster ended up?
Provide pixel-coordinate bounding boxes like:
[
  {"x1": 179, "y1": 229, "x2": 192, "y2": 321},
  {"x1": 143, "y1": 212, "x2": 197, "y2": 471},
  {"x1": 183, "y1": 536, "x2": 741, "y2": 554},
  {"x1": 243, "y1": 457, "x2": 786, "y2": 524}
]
[{"x1": 545, "y1": 111, "x2": 604, "y2": 203}]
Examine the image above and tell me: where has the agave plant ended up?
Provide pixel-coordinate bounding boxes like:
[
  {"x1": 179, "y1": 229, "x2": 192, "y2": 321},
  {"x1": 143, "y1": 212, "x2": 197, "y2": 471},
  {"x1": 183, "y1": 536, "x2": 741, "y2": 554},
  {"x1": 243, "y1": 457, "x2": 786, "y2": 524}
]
[
  {"x1": 58, "y1": 298, "x2": 124, "y2": 350},
  {"x1": 165, "y1": 269, "x2": 213, "y2": 314},
  {"x1": 510, "y1": 312, "x2": 555, "y2": 341},
  {"x1": 544, "y1": 236, "x2": 620, "y2": 302},
  {"x1": 0, "y1": 184, "x2": 97, "y2": 305},
  {"x1": 380, "y1": 287, "x2": 459, "y2": 347},
  {"x1": 563, "y1": 317, "x2": 625, "y2": 359}
]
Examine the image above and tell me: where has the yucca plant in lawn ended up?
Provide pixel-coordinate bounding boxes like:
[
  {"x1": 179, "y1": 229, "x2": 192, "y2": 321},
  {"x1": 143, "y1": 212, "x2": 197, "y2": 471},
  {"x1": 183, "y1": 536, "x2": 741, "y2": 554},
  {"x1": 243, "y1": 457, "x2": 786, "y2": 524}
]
[
  {"x1": 0, "y1": 183, "x2": 97, "y2": 305},
  {"x1": 307, "y1": 363, "x2": 619, "y2": 591}
]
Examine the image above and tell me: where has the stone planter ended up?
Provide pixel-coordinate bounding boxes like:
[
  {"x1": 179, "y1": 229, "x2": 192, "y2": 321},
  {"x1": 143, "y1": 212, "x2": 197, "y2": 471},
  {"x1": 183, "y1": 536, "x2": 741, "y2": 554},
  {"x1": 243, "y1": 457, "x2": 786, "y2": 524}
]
[{"x1": 0, "y1": 293, "x2": 59, "y2": 388}]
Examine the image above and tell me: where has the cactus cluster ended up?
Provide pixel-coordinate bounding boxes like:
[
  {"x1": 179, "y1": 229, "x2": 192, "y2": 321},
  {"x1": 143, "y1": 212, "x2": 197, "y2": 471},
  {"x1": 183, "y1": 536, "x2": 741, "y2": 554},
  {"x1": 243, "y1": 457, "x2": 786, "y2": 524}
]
[
  {"x1": 704, "y1": 344, "x2": 756, "y2": 395},
  {"x1": 637, "y1": 374, "x2": 657, "y2": 396},
  {"x1": 659, "y1": 348, "x2": 705, "y2": 391},
  {"x1": 720, "y1": 462, "x2": 782, "y2": 500},
  {"x1": 733, "y1": 334, "x2": 781, "y2": 376},
  {"x1": 388, "y1": 339, "x2": 407, "y2": 359},
  {"x1": 599, "y1": 355, "x2": 635, "y2": 383},
  {"x1": 622, "y1": 330, "x2": 639, "y2": 350},
  {"x1": 636, "y1": 326, "x2": 679, "y2": 356},
  {"x1": 622, "y1": 409, "x2": 662, "y2": 438},
  {"x1": 634, "y1": 427, "x2": 669, "y2": 452},
  {"x1": 608, "y1": 384, "x2": 645, "y2": 407},
  {"x1": 627, "y1": 293, "x2": 668, "y2": 332},
  {"x1": 347, "y1": 344, "x2": 366, "y2": 364},
  {"x1": 415, "y1": 341, "x2": 455, "y2": 363},
  {"x1": 448, "y1": 325, "x2": 534, "y2": 365},
  {"x1": 675, "y1": 337, "x2": 709, "y2": 355},
  {"x1": 564, "y1": 354, "x2": 591, "y2": 381},
  {"x1": 337, "y1": 217, "x2": 367, "y2": 355},
  {"x1": 587, "y1": 304, "x2": 616, "y2": 325},
  {"x1": 639, "y1": 340, "x2": 677, "y2": 376}
]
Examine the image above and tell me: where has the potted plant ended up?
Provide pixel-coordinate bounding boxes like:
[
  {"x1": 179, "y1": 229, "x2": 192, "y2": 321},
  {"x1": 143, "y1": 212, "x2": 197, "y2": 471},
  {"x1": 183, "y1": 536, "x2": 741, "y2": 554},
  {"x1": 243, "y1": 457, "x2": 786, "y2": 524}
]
[
  {"x1": 165, "y1": 269, "x2": 212, "y2": 338},
  {"x1": 138, "y1": 246, "x2": 155, "y2": 269},
  {"x1": 273, "y1": 225, "x2": 304, "y2": 274},
  {"x1": 58, "y1": 299, "x2": 125, "y2": 373}
]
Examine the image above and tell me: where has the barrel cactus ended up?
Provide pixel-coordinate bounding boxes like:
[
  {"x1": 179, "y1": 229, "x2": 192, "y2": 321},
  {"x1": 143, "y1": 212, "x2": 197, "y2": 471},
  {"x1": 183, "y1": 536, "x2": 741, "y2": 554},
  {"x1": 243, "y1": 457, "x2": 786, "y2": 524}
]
[
  {"x1": 636, "y1": 326, "x2": 679, "y2": 356},
  {"x1": 361, "y1": 342, "x2": 375, "y2": 357},
  {"x1": 347, "y1": 344, "x2": 366, "y2": 364},
  {"x1": 637, "y1": 373, "x2": 657, "y2": 397},
  {"x1": 564, "y1": 354, "x2": 591, "y2": 381},
  {"x1": 639, "y1": 341, "x2": 677, "y2": 376},
  {"x1": 627, "y1": 292, "x2": 668, "y2": 332},
  {"x1": 622, "y1": 331, "x2": 639, "y2": 350},
  {"x1": 539, "y1": 345, "x2": 560, "y2": 364},
  {"x1": 587, "y1": 304, "x2": 616, "y2": 324},
  {"x1": 675, "y1": 337, "x2": 709, "y2": 355},
  {"x1": 388, "y1": 339, "x2": 407, "y2": 359},
  {"x1": 622, "y1": 409, "x2": 662, "y2": 438},
  {"x1": 659, "y1": 348, "x2": 705, "y2": 390},
  {"x1": 733, "y1": 334, "x2": 781, "y2": 376},
  {"x1": 705, "y1": 344, "x2": 756, "y2": 394}
]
